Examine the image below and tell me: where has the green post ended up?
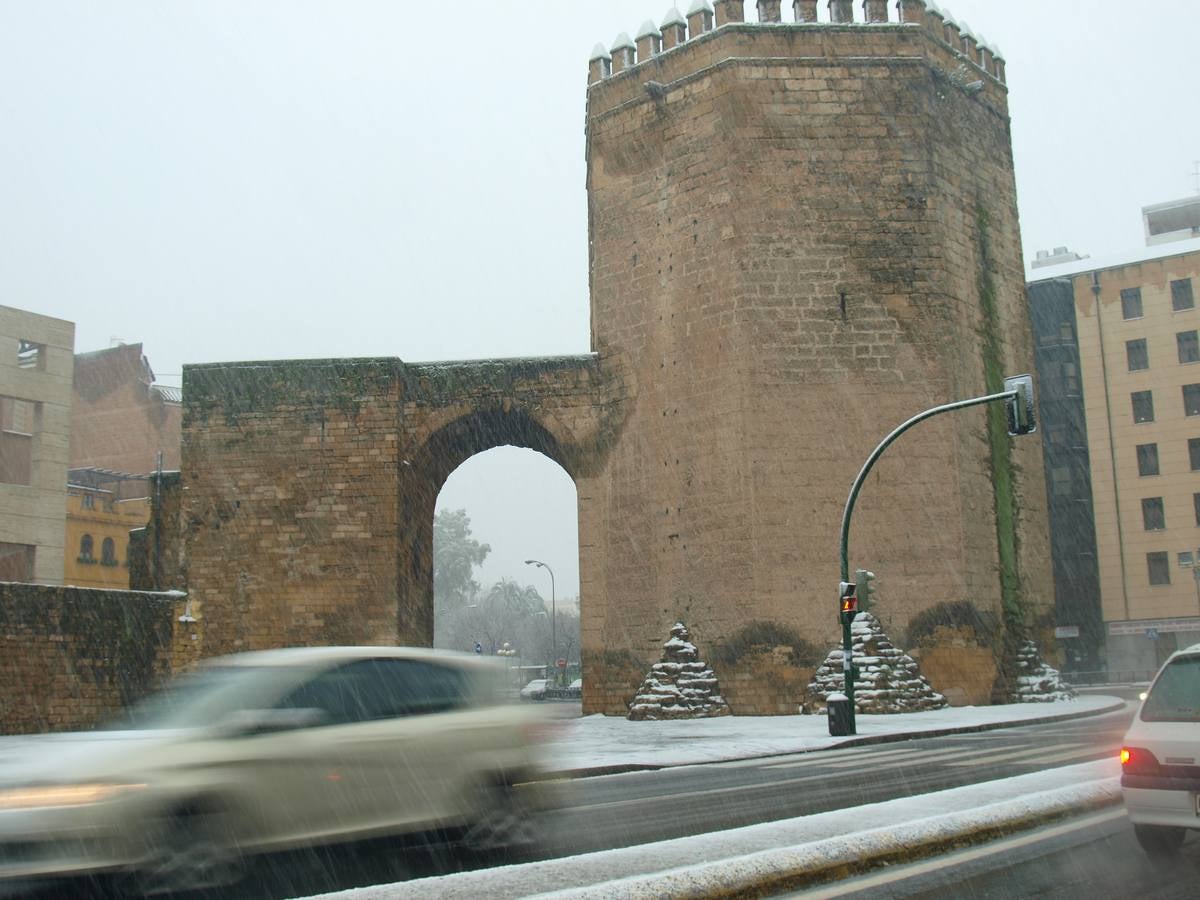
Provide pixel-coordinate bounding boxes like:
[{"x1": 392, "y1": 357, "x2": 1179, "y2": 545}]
[{"x1": 834, "y1": 377, "x2": 1033, "y2": 736}]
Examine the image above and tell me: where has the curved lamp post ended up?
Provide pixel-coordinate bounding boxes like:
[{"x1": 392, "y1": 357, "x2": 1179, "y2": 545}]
[{"x1": 524, "y1": 558, "x2": 556, "y2": 678}]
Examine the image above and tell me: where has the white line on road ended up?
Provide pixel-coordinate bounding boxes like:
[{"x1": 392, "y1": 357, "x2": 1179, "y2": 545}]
[
  {"x1": 795, "y1": 806, "x2": 1129, "y2": 898},
  {"x1": 946, "y1": 743, "x2": 1092, "y2": 768}
]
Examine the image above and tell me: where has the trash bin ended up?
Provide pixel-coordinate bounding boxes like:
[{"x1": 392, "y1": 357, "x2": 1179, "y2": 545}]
[{"x1": 827, "y1": 692, "x2": 853, "y2": 736}]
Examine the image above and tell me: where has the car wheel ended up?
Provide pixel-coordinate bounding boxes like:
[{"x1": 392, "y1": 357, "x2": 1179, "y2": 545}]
[
  {"x1": 135, "y1": 806, "x2": 245, "y2": 895},
  {"x1": 1133, "y1": 823, "x2": 1186, "y2": 858},
  {"x1": 462, "y1": 780, "x2": 539, "y2": 855}
]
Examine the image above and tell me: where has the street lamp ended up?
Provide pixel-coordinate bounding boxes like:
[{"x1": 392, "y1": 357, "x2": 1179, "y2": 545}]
[{"x1": 525, "y1": 558, "x2": 556, "y2": 679}]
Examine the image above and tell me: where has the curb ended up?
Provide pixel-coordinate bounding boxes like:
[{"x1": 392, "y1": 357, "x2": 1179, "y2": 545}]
[
  {"x1": 541, "y1": 777, "x2": 1123, "y2": 899},
  {"x1": 542, "y1": 697, "x2": 1128, "y2": 781}
]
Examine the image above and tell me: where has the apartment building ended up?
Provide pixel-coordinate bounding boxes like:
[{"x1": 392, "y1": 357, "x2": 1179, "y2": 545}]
[
  {"x1": 1029, "y1": 197, "x2": 1200, "y2": 677},
  {"x1": 0, "y1": 306, "x2": 75, "y2": 585}
]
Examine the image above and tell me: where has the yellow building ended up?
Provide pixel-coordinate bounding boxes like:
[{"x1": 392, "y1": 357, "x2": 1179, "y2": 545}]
[
  {"x1": 1030, "y1": 198, "x2": 1200, "y2": 677},
  {"x1": 64, "y1": 471, "x2": 150, "y2": 590}
]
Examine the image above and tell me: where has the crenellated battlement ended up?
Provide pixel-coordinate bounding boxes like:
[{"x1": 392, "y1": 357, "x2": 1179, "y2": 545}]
[{"x1": 587, "y1": 0, "x2": 1006, "y2": 92}]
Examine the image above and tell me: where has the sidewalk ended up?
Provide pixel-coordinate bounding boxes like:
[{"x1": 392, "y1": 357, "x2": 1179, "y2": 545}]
[{"x1": 544, "y1": 694, "x2": 1126, "y2": 777}]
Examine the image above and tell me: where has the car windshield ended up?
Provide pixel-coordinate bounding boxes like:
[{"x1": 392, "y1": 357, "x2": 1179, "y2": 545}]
[
  {"x1": 1140, "y1": 655, "x2": 1200, "y2": 723},
  {"x1": 105, "y1": 666, "x2": 297, "y2": 730}
]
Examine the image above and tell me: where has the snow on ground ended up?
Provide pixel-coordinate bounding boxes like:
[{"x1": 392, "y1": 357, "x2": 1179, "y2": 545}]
[
  {"x1": 545, "y1": 694, "x2": 1124, "y2": 773},
  {"x1": 310, "y1": 758, "x2": 1121, "y2": 900}
]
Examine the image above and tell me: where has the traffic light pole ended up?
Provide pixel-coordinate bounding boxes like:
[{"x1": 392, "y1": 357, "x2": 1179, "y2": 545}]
[{"x1": 836, "y1": 382, "x2": 1030, "y2": 735}]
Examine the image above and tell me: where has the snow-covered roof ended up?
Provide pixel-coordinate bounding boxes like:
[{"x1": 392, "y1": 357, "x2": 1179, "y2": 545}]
[
  {"x1": 636, "y1": 20, "x2": 660, "y2": 40},
  {"x1": 1026, "y1": 236, "x2": 1200, "y2": 284},
  {"x1": 661, "y1": 7, "x2": 687, "y2": 28},
  {"x1": 686, "y1": 0, "x2": 714, "y2": 15},
  {"x1": 151, "y1": 383, "x2": 182, "y2": 403},
  {"x1": 589, "y1": 42, "x2": 611, "y2": 61},
  {"x1": 611, "y1": 32, "x2": 636, "y2": 52}
]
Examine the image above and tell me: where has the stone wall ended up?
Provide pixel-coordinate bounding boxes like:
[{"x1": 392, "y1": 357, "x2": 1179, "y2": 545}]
[
  {"x1": 0, "y1": 583, "x2": 199, "y2": 734},
  {"x1": 581, "y1": 11, "x2": 1051, "y2": 712}
]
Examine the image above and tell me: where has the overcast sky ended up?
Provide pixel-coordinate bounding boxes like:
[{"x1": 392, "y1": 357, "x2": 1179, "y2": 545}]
[{"x1": 2, "y1": 1, "x2": 1196, "y2": 599}]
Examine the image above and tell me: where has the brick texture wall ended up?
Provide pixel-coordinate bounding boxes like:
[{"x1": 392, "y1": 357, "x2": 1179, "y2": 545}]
[
  {"x1": 0, "y1": 583, "x2": 199, "y2": 734},
  {"x1": 581, "y1": 20, "x2": 1051, "y2": 712}
]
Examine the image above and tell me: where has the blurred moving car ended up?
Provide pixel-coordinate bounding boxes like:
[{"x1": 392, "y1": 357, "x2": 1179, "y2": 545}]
[
  {"x1": 0, "y1": 647, "x2": 549, "y2": 893},
  {"x1": 1120, "y1": 642, "x2": 1200, "y2": 857},
  {"x1": 519, "y1": 678, "x2": 548, "y2": 701}
]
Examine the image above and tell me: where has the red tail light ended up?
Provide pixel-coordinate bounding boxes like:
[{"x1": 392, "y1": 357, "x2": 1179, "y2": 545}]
[{"x1": 1120, "y1": 746, "x2": 1160, "y2": 775}]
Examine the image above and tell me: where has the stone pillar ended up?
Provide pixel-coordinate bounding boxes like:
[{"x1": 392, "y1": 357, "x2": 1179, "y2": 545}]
[
  {"x1": 925, "y1": 2, "x2": 944, "y2": 38},
  {"x1": 829, "y1": 0, "x2": 854, "y2": 23},
  {"x1": 687, "y1": 0, "x2": 715, "y2": 35},
  {"x1": 959, "y1": 24, "x2": 978, "y2": 63},
  {"x1": 588, "y1": 44, "x2": 612, "y2": 84},
  {"x1": 977, "y1": 39, "x2": 993, "y2": 76},
  {"x1": 794, "y1": 0, "x2": 818, "y2": 22},
  {"x1": 896, "y1": 0, "x2": 925, "y2": 24},
  {"x1": 610, "y1": 33, "x2": 636, "y2": 73},
  {"x1": 864, "y1": 0, "x2": 887, "y2": 22},
  {"x1": 636, "y1": 20, "x2": 663, "y2": 60},
  {"x1": 661, "y1": 8, "x2": 688, "y2": 49},
  {"x1": 714, "y1": 0, "x2": 745, "y2": 26},
  {"x1": 992, "y1": 47, "x2": 1007, "y2": 84},
  {"x1": 943, "y1": 16, "x2": 960, "y2": 48},
  {"x1": 757, "y1": 0, "x2": 782, "y2": 21}
]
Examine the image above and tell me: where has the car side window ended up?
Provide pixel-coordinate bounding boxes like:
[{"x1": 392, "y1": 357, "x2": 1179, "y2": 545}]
[
  {"x1": 276, "y1": 659, "x2": 471, "y2": 724},
  {"x1": 276, "y1": 666, "x2": 372, "y2": 726},
  {"x1": 1141, "y1": 656, "x2": 1200, "y2": 723},
  {"x1": 363, "y1": 659, "x2": 471, "y2": 718}
]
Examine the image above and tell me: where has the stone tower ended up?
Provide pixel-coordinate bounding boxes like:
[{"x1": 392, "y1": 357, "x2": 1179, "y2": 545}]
[{"x1": 579, "y1": 0, "x2": 1052, "y2": 713}]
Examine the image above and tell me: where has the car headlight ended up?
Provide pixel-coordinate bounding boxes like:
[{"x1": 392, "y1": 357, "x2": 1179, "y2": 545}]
[{"x1": 0, "y1": 783, "x2": 146, "y2": 811}]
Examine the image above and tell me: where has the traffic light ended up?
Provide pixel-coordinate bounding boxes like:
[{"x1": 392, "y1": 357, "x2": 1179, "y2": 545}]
[
  {"x1": 839, "y1": 581, "x2": 858, "y2": 625},
  {"x1": 855, "y1": 568, "x2": 877, "y2": 611},
  {"x1": 1003, "y1": 374, "x2": 1036, "y2": 436}
]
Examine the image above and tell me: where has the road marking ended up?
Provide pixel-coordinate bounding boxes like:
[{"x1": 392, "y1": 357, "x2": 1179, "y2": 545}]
[
  {"x1": 795, "y1": 807, "x2": 1128, "y2": 898},
  {"x1": 764, "y1": 746, "x2": 926, "y2": 770}
]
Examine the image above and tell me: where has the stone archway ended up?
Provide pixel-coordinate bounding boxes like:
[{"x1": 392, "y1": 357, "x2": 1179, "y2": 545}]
[{"x1": 397, "y1": 404, "x2": 578, "y2": 648}]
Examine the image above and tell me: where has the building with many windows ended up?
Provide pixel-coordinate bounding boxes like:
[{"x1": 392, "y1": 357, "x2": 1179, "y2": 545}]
[
  {"x1": 1029, "y1": 198, "x2": 1200, "y2": 678},
  {"x1": 0, "y1": 306, "x2": 75, "y2": 585}
]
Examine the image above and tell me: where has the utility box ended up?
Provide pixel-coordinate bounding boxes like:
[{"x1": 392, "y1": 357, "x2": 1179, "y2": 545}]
[{"x1": 827, "y1": 693, "x2": 853, "y2": 736}]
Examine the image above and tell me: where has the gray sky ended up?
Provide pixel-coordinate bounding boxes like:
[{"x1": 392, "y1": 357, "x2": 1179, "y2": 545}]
[{"x1": 2, "y1": 1, "x2": 1197, "y2": 599}]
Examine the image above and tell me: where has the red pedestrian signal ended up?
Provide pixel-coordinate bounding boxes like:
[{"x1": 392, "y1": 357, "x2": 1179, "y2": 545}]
[{"x1": 839, "y1": 582, "x2": 858, "y2": 624}]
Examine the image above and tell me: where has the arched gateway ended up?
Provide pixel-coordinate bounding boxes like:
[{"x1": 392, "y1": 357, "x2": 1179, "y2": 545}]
[{"x1": 183, "y1": 5, "x2": 1054, "y2": 716}]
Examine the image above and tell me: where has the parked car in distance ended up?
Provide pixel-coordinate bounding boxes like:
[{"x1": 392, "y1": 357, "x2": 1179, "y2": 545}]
[
  {"x1": 566, "y1": 678, "x2": 583, "y2": 699},
  {"x1": 520, "y1": 678, "x2": 549, "y2": 701},
  {"x1": 1121, "y1": 642, "x2": 1200, "y2": 857},
  {"x1": 0, "y1": 647, "x2": 550, "y2": 893}
]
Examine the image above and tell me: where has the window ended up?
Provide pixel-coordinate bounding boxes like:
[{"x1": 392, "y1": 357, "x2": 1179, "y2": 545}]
[
  {"x1": 81, "y1": 493, "x2": 95, "y2": 510},
  {"x1": 16, "y1": 340, "x2": 43, "y2": 369},
  {"x1": 1148, "y1": 551, "x2": 1171, "y2": 585},
  {"x1": 1185, "y1": 384, "x2": 1200, "y2": 417},
  {"x1": 1180, "y1": 551, "x2": 1195, "y2": 568},
  {"x1": 1179, "y1": 331, "x2": 1200, "y2": 364},
  {"x1": 1140, "y1": 656, "x2": 1200, "y2": 723},
  {"x1": 1142, "y1": 498, "x2": 1166, "y2": 531},
  {"x1": 277, "y1": 658, "x2": 471, "y2": 725},
  {"x1": 1172, "y1": 278, "x2": 1195, "y2": 312},
  {"x1": 1132, "y1": 390, "x2": 1155, "y2": 423},
  {"x1": 1122, "y1": 287, "x2": 1144, "y2": 319},
  {"x1": 1126, "y1": 338, "x2": 1149, "y2": 371},
  {"x1": 1195, "y1": 492, "x2": 1200, "y2": 526},
  {"x1": 0, "y1": 396, "x2": 36, "y2": 486},
  {"x1": 0, "y1": 543, "x2": 34, "y2": 581},
  {"x1": 1059, "y1": 321, "x2": 1074, "y2": 343},
  {"x1": 78, "y1": 534, "x2": 95, "y2": 564},
  {"x1": 101, "y1": 537, "x2": 118, "y2": 566},
  {"x1": 1137, "y1": 443, "x2": 1160, "y2": 476},
  {"x1": 1190, "y1": 438, "x2": 1200, "y2": 471},
  {"x1": 1050, "y1": 466, "x2": 1071, "y2": 496}
]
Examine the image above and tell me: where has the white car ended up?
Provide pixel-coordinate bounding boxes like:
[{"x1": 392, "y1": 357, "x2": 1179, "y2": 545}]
[
  {"x1": 0, "y1": 646, "x2": 549, "y2": 893},
  {"x1": 520, "y1": 678, "x2": 549, "y2": 701},
  {"x1": 1120, "y1": 642, "x2": 1200, "y2": 857}
]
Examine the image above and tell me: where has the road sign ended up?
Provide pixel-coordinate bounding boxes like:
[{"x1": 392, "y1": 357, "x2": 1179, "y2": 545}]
[
  {"x1": 1145, "y1": 628, "x2": 1159, "y2": 640},
  {"x1": 557, "y1": 658, "x2": 568, "y2": 669},
  {"x1": 1054, "y1": 625, "x2": 1080, "y2": 639}
]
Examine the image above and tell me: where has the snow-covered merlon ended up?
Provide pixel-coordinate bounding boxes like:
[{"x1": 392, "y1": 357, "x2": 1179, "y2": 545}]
[
  {"x1": 805, "y1": 612, "x2": 947, "y2": 714},
  {"x1": 1009, "y1": 639, "x2": 1077, "y2": 703},
  {"x1": 627, "y1": 623, "x2": 730, "y2": 720}
]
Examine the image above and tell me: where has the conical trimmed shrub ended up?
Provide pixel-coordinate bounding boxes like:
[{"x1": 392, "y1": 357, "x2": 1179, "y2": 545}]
[{"x1": 1009, "y1": 639, "x2": 1077, "y2": 702}]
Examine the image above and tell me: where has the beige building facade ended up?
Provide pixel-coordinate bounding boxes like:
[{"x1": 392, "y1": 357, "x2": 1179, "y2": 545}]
[
  {"x1": 0, "y1": 306, "x2": 75, "y2": 585},
  {"x1": 1031, "y1": 214, "x2": 1200, "y2": 676}
]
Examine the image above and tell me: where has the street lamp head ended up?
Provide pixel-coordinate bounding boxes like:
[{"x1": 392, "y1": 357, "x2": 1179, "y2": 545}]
[{"x1": 525, "y1": 559, "x2": 542, "y2": 567}]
